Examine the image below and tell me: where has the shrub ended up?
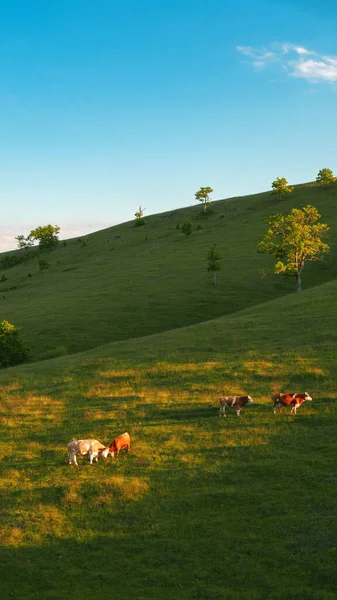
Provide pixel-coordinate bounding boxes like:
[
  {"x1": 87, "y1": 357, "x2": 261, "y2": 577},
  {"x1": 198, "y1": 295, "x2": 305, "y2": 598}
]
[
  {"x1": 38, "y1": 258, "x2": 50, "y2": 271},
  {"x1": 0, "y1": 320, "x2": 30, "y2": 368},
  {"x1": 1, "y1": 274, "x2": 7, "y2": 282}
]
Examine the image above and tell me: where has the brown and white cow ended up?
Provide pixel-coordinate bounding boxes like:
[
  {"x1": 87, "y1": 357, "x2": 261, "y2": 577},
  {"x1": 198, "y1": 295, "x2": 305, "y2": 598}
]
[
  {"x1": 211, "y1": 395, "x2": 254, "y2": 417},
  {"x1": 272, "y1": 392, "x2": 312, "y2": 415},
  {"x1": 107, "y1": 432, "x2": 131, "y2": 457},
  {"x1": 67, "y1": 438, "x2": 109, "y2": 466}
]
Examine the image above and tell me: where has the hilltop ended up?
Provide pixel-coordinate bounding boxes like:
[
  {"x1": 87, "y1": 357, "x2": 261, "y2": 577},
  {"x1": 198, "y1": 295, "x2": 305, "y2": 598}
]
[{"x1": 1, "y1": 180, "x2": 337, "y2": 361}]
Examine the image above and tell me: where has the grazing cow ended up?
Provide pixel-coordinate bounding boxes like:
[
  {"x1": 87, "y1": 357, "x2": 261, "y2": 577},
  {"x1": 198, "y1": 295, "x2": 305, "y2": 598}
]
[
  {"x1": 211, "y1": 395, "x2": 254, "y2": 417},
  {"x1": 107, "y1": 432, "x2": 131, "y2": 457},
  {"x1": 272, "y1": 392, "x2": 312, "y2": 415},
  {"x1": 67, "y1": 438, "x2": 109, "y2": 466}
]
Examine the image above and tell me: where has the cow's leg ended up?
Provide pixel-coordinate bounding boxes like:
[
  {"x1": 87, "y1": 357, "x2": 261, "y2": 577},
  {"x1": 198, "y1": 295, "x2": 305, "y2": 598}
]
[
  {"x1": 291, "y1": 405, "x2": 297, "y2": 415},
  {"x1": 236, "y1": 409, "x2": 241, "y2": 416},
  {"x1": 88, "y1": 451, "x2": 94, "y2": 465},
  {"x1": 220, "y1": 404, "x2": 226, "y2": 417},
  {"x1": 72, "y1": 453, "x2": 78, "y2": 466}
]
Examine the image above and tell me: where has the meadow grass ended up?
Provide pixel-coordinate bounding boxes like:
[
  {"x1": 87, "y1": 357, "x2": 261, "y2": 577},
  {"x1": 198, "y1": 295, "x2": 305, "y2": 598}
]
[
  {"x1": 1, "y1": 180, "x2": 337, "y2": 361},
  {"x1": 0, "y1": 280, "x2": 336, "y2": 599}
]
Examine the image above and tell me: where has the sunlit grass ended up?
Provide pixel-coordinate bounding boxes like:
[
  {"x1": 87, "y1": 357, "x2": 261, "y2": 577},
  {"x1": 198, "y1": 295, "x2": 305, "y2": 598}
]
[{"x1": 0, "y1": 280, "x2": 337, "y2": 598}]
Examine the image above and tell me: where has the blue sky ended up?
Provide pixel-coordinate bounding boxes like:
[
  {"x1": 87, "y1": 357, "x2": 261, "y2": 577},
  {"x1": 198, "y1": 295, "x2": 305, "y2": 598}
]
[{"x1": 2, "y1": 0, "x2": 337, "y2": 250}]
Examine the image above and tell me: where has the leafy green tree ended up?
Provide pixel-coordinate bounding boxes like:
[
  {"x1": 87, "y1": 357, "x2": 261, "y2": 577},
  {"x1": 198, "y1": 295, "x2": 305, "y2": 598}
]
[
  {"x1": 258, "y1": 205, "x2": 329, "y2": 292},
  {"x1": 195, "y1": 186, "x2": 213, "y2": 214},
  {"x1": 316, "y1": 168, "x2": 336, "y2": 188},
  {"x1": 15, "y1": 234, "x2": 34, "y2": 250},
  {"x1": 181, "y1": 218, "x2": 192, "y2": 238},
  {"x1": 0, "y1": 320, "x2": 30, "y2": 368},
  {"x1": 134, "y1": 205, "x2": 146, "y2": 226},
  {"x1": 207, "y1": 244, "x2": 221, "y2": 286},
  {"x1": 271, "y1": 177, "x2": 294, "y2": 201},
  {"x1": 28, "y1": 225, "x2": 60, "y2": 249}
]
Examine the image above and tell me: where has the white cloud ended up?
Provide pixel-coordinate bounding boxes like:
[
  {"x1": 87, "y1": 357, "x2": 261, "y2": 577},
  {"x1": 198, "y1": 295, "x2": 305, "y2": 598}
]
[
  {"x1": 236, "y1": 45, "x2": 276, "y2": 69},
  {"x1": 237, "y1": 43, "x2": 337, "y2": 84}
]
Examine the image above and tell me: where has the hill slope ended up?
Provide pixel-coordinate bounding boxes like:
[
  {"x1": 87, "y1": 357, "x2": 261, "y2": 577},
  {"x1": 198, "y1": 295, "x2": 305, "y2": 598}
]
[
  {"x1": 2, "y1": 180, "x2": 337, "y2": 360},
  {"x1": 0, "y1": 279, "x2": 336, "y2": 599}
]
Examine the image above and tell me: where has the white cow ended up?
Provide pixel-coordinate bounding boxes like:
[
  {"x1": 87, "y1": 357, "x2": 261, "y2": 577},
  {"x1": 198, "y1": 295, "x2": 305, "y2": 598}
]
[{"x1": 67, "y1": 438, "x2": 109, "y2": 466}]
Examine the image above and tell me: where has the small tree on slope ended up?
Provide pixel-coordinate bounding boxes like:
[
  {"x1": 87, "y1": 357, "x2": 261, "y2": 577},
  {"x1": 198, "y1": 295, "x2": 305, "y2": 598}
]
[
  {"x1": 195, "y1": 186, "x2": 213, "y2": 214},
  {"x1": 316, "y1": 168, "x2": 336, "y2": 188},
  {"x1": 271, "y1": 177, "x2": 294, "y2": 201},
  {"x1": 181, "y1": 218, "x2": 192, "y2": 238},
  {"x1": 207, "y1": 244, "x2": 221, "y2": 286},
  {"x1": 258, "y1": 205, "x2": 329, "y2": 292}
]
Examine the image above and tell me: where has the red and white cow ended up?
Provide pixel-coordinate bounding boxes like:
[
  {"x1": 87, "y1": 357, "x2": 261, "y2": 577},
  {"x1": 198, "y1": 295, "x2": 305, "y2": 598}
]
[
  {"x1": 67, "y1": 438, "x2": 109, "y2": 466},
  {"x1": 107, "y1": 432, "x2": 131, "y2": 457},
  {"x1": 272, "y1": 392, "x2": 312, "y2": 415},
  {"x1": 211, "y1": 395, "x2": 254, "y2": 417}
]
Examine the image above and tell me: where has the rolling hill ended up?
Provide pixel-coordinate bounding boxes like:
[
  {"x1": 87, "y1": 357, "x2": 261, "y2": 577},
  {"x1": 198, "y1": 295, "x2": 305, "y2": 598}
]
[
  {"x1": 1, "y1": 181, "x2": 337, "y2": 599},
  {"x1": 1, "y1": 180, "x2": 337, "y2": 361}
]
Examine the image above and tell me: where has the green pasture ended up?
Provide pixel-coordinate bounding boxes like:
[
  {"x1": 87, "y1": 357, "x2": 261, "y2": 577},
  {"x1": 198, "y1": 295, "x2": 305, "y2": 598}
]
[
  {"x1": 1, "y1": 278, "x2": 336, "y2": 599},
  {"x1": 1, "y1": 181, "x2": 337, "y2": 361}
]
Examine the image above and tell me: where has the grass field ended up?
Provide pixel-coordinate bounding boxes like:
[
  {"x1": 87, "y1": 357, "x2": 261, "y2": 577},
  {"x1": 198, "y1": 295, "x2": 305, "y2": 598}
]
[
  {"x1": 1, "y1": 183, "x2": 337, "y2": 599},
  {"x1": 1, "y1": 181, "x2": 337, "y2": 361}
]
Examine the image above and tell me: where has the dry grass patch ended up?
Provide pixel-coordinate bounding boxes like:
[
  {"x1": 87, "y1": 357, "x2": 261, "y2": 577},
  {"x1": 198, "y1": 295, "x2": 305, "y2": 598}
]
[{"x1": 103, "y1": 475, "x2": 148, "y2": 501}]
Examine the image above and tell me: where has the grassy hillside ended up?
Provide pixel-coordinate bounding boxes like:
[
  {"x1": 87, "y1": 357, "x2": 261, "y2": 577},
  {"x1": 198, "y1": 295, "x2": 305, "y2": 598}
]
[
  {"x1": 1, "y1": 181, "x2": 337, "y2": 361},
  {"x1": 1, "y1": 279, "x2": 337, "y2": 599}
]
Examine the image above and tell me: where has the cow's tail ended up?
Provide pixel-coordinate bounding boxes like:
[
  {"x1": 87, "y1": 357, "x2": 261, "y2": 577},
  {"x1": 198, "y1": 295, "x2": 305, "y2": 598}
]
[
  {"x1": 209, "y1": 397, "x2": 222, "y2": 407},
  {"x1": 271, "y1": 393, "x2": 279, "y2": 405}
]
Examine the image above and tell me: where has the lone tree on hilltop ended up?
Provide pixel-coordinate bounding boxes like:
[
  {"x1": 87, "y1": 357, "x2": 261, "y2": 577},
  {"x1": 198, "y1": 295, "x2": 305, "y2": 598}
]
[
  {"x1": 195, "y1": 186, "x2": 213, "y2": 214},
  {"x1": 28, "y1": 225, "x2": 60, "y2": 250},
  {"x1": 134, "y1": 205, "x2": 146, "y2": 226},
  {"x1": 0, "y1": 320, "x2": 30, "y2": 368},
  {"x1": 258, "y1": 205, "x2": 329, "y2": 292},
  {"x1": 207, "y1": 244, "x2": 221, "y2": 286},
  {"x1": 181, "y1": 218, "x2": 192, "y2": 239},
  {"x1": 316, "y1": 168, "x2": 336, "y2": 188},
  {"x1": 271, "y1": 177, "x2": 294, "y2": 201}
]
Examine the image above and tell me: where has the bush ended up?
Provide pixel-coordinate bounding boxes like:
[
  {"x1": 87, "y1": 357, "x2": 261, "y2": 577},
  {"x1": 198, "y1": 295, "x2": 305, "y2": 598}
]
[
  {"x1": 1, "y1": 274, "x2": 7, "y2": 282},
  {"x1": 38, "y1": 258, "x2": 50, "y2": 271},
  {"x1": 0, "y1": 320, "x2": 30, "y2": 368}
]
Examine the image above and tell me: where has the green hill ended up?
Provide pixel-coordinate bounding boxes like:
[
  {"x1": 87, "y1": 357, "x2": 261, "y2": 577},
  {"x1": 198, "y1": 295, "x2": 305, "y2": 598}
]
[
  {"x1": 2, "y1": 180, "x2": 337, "y2": 361},
  {"x1": 1, "y1": 278, "x2": 336, "y2": 599},
  {"x1": 1, "y1": 182, "x2": 337, "y2": 599}
]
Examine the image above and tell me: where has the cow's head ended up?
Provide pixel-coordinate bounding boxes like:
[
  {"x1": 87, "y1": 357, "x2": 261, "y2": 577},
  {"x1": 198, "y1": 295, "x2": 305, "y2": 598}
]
[
  {"x1": 304, "y1": 392, "x2": 312, "y2": 402},
  {"x1": 99, "y1": 447, "x2": 110, "y2": 459},
  {"x1": 247, "y1": 396, "x2": 254, "y2": 404}
]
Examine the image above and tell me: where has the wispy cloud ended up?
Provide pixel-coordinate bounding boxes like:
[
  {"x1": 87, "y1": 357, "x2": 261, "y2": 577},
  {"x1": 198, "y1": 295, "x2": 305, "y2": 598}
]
[{"x1": 237, "y1": 43, "x2": 337, "y2": 83}]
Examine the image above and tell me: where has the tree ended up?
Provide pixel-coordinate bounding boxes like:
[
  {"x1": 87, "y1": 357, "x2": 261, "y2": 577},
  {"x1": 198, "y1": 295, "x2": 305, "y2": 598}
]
[
  {"x1": 0, "y1": 320, "x2": 30, "y2": 368},
  {"x1": 316, "y1": 168, "x2": 336, "y2": 188},
  {"x1": 195, "y1": 186, "x2": 213, "y2": 214},
  {"x1": 258, "y1": 205, "x2": 329, "y2": 292},
  {"x1": 181, "y1": 218, "x2": 192, "y2": 238},
  {"x1": 271, "y1": 177, "x2": 294, "y2": 201},
  {"x1": 134, "y1": 205, "x2": 146, "y2": 226},
  {"x1": 28, "y1": 225, "x2": 60, "y2": 250},
  {"x1": 207, "y1": 244, "x2": 221, "y2": 286},
  {"x1": 15, "y1": 234, "x2": 34, "y2": 250}
]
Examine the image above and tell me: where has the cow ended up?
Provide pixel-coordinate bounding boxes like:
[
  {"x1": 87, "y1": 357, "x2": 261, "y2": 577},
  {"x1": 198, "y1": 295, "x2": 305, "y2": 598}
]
[
  {"x1": 210, "y1": 395, "x2": 254, "y2": 417},
  {"x1": 107, "y1": 432, "x2": 131, "y2": 457},
  {"x1": 272, "y1": 392, "x2": 312, "y2": 415},
  {"x1": 67, "y1": 438, "x2": 109, "y2": 466}
]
